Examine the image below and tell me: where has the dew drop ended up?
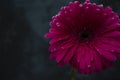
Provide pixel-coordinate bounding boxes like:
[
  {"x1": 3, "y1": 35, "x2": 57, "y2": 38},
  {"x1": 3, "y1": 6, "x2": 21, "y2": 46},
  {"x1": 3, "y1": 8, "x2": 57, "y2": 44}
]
[
  {"x1": 79, "y1": 4, "x2": 82, "y2": 7},
  {"x1": 116, "y1": 15, "x2": 119, "y2": 18},
  {"x1": 93, "y1": 3, "x2": 96, "y2": 5},
  {"x1": 117, "y1": 23, "x2": 120, "y2": 26},
  {"x1": 61, "y1": 47, "x2": 65, "y2": 49},
  {"x1": 96, "y1": 48, "x2": 102, "y2": 55},
  {"x1": 98, "y1": 4, "x2": 103, "y2": 7},
  {"x1": 96, "y1": 9, "x2": 100, "y2": 11},
  {"x1": 51, "y1": 48, "x2": 57, "y2": 52},
  {"x1": 52, "y1": 16, "x2": 55, "y2": 19},
  {"x1": 103, "y1": 13, "x2": 107, "y2": 16},
  {"x1": 70, "y1": 9, "x2": 73, "y2": 12},
  {"x1": 69, "y1": 2, "x2": 73, "y2": 5},
  {"x1": 61, "y1": 7, "x2": 64, "y2": 10},
  {"x1": 88, "y1": 65, "x2": 91, "y2": 68},
  {"x1": 56, "y1": 22, "x2": 60, "y2": 27},
  {"x1": 57, "y1": 12, "x2": 61, "y2": 16},
  {"x1": 53, "y1": 48, "x2": 56, "y2": 51},
  {"x1": 86, "y1": 6, "x2": 89, "y2": 9},
  {"x1": 112, "y1": 17, "x2": 115, "y2": 20},
  {"x1": 111, "y1": 50, "x2": 115, "y2": 52},
  {"x1": 65, "y1": 11, "x2": 67, "y2": 14},
  {"x1": 74, "y1": 1, "x2": 79, "y2": 4}
]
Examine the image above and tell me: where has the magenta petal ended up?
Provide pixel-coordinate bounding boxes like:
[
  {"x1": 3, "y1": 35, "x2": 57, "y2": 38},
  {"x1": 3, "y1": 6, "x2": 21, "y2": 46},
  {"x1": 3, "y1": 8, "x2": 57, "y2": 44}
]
[
  {"x1": 50, "y1": 53, "x2": 57, "y2": 60},
  {"x1": 58, "y1": 61, "x2": 66, "y2": 67},
  {"x1": 93, "y1": 50, "x2": 102, "y2": 71},
  {"x1": 101, "y1": 57, "x2": 113, "y2": 69},
  {"x1": 64, "y1": 44, "x2": 78, "y2": 64},
  {"x1": 85, "y1": 48, "x2": 92, "y2": 68},
  {"x1": 102, "y1": 38, "x2": 120, "y2": 47},
  {"x1": 49, "y1": 35, "x2": 69, "y2": 44},
  {"x1": 95, "y1": 46, "x2": 116, "y2": 61},
  {"x1": 44, "y1": 32, "x2": 58, "y2": 38},
  {"x1": 70, "y1": 55, "x2": 77, "y2": 68},
  {"x1": 104, "y1": 31, "x2": 120, "y2": 39},
  {"x1": 79, "y1": 47, "x2": 86, "y2": 70},
  {"x1": 98, "y1": 41, "x2": 120, "y2": 52},
  {"x1": 103, "y1": 23, "x2": 120, "y2": 33},
  {"x1": 56, "y1": 50, "x2": 67, "y2": 63},
  {"x1": 77, "y1": 45, "x2": 85, "y2": 63},
  {"x1": 84, "y1": 48, "x2": 92, "y2": 74}
]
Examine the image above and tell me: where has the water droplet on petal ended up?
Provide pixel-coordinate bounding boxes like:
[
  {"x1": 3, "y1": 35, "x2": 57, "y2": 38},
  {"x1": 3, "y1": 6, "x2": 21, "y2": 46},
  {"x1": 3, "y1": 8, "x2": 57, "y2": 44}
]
[
  {"x1": 104, "y1": 14, "x2": 107, "y2": 16},
  {"x1": 56, "y1": 22, "x2": 60, "y2": 27},
  {"x1": 74, "y1": 1, "x2": 79, "y2": 4},
  {"x1": 116, "y1": 15, "x2": 119, "y2": 18},
  {"x1": 70, "y1": 9, "x2": 73, "y2": 12},
  {"x1": 57, "y1": 12, "x2": 61, "y2": 16},
  {"x1": 111, "y1": 50, "x2": 115, "y2": 52},
  {"x1": 79, "y1": 4, "x2": 82, "y2": 7},
  {"x1": 61, "y1": 47, "x2": 65, "y2": 49},
  {"x1": 51, "y1": 48, "x2": 57, "y2": 52},
  {"x1": 88, "y1": 65, "x2": 91, "y2": 68},
  {"x1": 69, "y1": 2, "x2": 73, "y2": 5},
  {"x1": 117, "y1": 23, "x2": 120, "y2": 26},
  {"x1": 53, "y1": 48, "x2": 56, "y2": 51},
  {"x1": 96, "y1": 9, "x2": 100, "y2": 11},
  {"x1": 65, "y1": 11, "x2": 67, "y2": 14},
  {"x1": 112, "y1": 17, "x2": 115, "y2": 20},
  {"x1": 98, "y1": 4, "x2": 103, "y2": 7},
  {"x1": 86, "y1": 6, "x2": 89, "y2": 9},
  {"x1": 93, "y1": 3, "x2": 96, "y2": 5},
  {"x1": 52, "y1": 16, "x2": 55, "y2": 19}
]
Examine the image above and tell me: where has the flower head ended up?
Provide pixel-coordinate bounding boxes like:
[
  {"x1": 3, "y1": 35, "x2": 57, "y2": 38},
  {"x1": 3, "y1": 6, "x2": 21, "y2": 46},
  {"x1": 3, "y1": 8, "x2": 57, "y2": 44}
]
[{"x1": 45, "y1": 0, "x2": 120, "y2": 74}]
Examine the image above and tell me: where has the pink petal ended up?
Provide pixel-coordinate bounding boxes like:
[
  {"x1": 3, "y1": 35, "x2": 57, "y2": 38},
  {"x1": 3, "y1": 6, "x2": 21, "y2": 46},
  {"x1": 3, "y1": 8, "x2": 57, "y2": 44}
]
[
  {"x1": 50, "y1": 52, "x2": 57, "y2": 60},
  {"x1": 49, "y1": 38, "x2": 73, "y2": 52},
  {"x1": 99, "y1": 42, "x2": 120, "y2": 52},
  {"x1": 92, "y1": 50, "x2": 102, "y2": 71},
  {"x1": 77, "y1": 45, "x2": 85, "y2": 63},
  {"x1": 49, "y1": 35, "x2": 69, "y2": 44},
  {"x1": 102, "y1": 38, "x2": 120, "y2": 47},
  {"x1": 94, "y1": 46, "x2": 116, "y2": 61},
  {"x1": 104, "y1": 31, "x2": 120, "y2": 39},
  {"x1": 101, "y1": 57, "x2": 113, "y2": 69},
  {"x1": 63, "y1": 44, "x2": 78, "y2": 64},
  {"x1": 69, "y1": 55, "x2": 77, "y2": 68},
  {"x1": 102, "y1": 23, "x2": 120, "y2": 33},
  {"x1": 56, "y1": 49, "x2": 68, "y2": 63},
  {"x1": 58, "y1": 61, "x2": 66, "y2": 67},
  {"x1": 45, "y1": 32, "x2": 61, "y2": 38},
  {"x1": 79, "y1": 47, "x2": 87, "y2": 71}
]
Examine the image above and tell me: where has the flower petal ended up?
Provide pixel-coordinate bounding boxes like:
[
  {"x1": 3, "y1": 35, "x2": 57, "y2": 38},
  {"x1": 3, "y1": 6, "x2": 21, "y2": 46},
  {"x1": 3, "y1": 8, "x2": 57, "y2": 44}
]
[
  {"x1": 94, "y1": 46, "x2": 116, "y2": 61},
  {"x1": 63, "y1": 43, "x2": 78, "y2": 64}
]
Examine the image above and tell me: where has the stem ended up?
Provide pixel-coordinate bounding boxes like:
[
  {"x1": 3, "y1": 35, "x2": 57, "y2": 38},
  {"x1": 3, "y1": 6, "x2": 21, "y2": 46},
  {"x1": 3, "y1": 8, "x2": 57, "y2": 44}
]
[{"x1": 71, "y1": 68, "x2": 76, "y2": 80}]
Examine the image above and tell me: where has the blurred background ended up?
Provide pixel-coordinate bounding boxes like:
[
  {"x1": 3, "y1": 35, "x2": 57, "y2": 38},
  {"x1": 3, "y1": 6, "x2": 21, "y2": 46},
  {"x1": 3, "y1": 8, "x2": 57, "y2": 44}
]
[{"x1": 0, "y1": 0, "x2": 120, "y2": 80}]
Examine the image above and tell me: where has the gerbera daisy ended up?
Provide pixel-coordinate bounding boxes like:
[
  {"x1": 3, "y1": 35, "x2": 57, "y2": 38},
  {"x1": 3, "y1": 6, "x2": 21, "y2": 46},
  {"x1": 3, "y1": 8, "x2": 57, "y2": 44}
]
[{"x1": 45, "y1": 0, "x2": 120, "y2": 74}]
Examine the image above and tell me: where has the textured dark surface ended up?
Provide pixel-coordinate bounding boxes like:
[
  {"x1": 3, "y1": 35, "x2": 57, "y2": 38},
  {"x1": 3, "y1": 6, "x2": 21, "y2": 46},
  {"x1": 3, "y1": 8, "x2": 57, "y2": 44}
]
[{"x1": 0, "y1": 0, "x2": 120, "y2": 80}]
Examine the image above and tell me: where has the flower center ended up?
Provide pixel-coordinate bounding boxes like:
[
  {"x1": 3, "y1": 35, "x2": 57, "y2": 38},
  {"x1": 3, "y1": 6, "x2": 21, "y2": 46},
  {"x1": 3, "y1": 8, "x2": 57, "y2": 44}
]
[
  {"x1": 81, "y1": 33, "x2": 89, "y2": 39},
  {"x1": 78, "y1": 30, "x2": 93, "y2": 42}
]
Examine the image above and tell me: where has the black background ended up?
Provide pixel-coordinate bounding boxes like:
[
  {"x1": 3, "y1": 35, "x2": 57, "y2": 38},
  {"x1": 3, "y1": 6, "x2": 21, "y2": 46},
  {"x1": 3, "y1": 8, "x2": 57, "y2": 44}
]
[{"x1": 0, "y1": 0, "x2": 120, "y2": 80}]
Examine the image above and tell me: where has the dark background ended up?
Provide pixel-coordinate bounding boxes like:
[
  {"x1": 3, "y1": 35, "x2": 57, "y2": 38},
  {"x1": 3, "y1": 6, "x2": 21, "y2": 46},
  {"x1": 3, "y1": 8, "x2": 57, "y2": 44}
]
[{"x1": 0, "y1": 0, "x2": 120, "y2": 80}]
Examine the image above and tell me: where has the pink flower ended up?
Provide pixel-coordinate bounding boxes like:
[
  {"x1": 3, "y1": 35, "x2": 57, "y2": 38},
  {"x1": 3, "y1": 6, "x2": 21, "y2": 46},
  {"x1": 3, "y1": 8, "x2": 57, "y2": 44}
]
[{"x1": 45, "y1": 0, "x2": 120, "y2": 74}]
